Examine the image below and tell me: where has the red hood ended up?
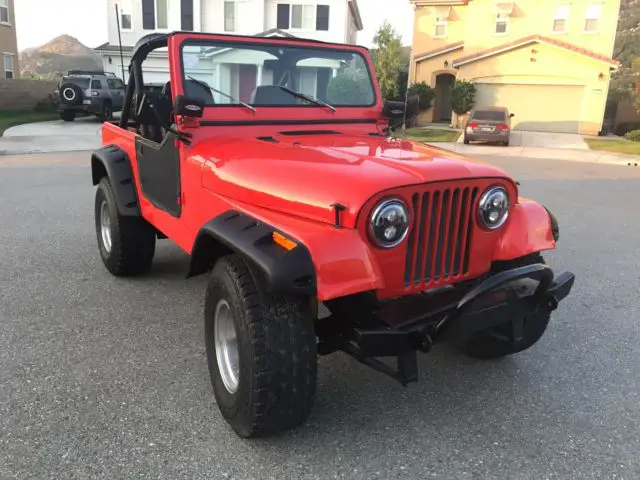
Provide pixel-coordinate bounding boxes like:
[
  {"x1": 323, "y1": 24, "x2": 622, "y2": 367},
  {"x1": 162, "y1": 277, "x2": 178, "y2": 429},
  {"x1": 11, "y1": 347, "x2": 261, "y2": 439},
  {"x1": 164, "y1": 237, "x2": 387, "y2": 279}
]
[{"x1": 193, "y1": 133, "x2": 514, "y2": 228}]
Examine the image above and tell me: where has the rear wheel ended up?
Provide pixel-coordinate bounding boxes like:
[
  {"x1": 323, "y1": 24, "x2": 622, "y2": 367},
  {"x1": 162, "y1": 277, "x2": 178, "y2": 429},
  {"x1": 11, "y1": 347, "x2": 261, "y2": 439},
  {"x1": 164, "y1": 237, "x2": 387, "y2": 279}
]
[
  {"x1": 94, "y1": 177, "x2": 155, "y2": 276},
  {"x1": 455, "y1": 253, "x2": 550, "y2": 359},
  {"x1": 60, "y1": 111, "x2": 76, "y2": 122},
  {"x1": 463, "y1": 137, "x2": 470, "y2": 145},
  {"x1": 205, "y1": 254, "x2": 317, "y2": 438},
  {"x1": 97, "y1": 102, "x2": 113, "y2": 122},
  {"x1": 503, "y1": 140, "x2": 510, "y2": 147}
]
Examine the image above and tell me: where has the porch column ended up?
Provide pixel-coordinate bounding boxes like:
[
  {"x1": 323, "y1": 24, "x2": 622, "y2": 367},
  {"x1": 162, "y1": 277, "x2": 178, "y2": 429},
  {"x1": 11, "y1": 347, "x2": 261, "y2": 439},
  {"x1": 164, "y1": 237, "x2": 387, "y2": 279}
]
[
  {"x1": 331, "y1": 68, "x2": 337, "y2": 77},
  {"x1": 257, "y1": 65, "x2": 263, "y2": 85},
  {"x1": 215, "y1": 64, "x2": 221, "y2": 103},
  {"x1": 194, "y1": 0, "x2": 202, "y2": 31}
]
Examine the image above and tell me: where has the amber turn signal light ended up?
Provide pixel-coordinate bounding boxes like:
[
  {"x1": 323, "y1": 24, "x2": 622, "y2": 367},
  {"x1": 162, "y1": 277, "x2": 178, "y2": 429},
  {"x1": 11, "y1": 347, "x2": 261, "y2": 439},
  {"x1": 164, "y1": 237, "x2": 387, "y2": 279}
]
[{"x1": 272, "y1": 232, "x2": 297, "y2": 251}]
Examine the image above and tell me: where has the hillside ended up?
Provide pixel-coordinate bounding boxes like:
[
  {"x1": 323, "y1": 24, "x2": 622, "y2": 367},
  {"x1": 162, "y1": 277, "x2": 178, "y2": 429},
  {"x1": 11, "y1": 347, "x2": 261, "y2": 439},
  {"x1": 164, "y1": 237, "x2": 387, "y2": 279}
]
[{"x1": 19, "y1": 35, "x2": 102, "y2": 80}]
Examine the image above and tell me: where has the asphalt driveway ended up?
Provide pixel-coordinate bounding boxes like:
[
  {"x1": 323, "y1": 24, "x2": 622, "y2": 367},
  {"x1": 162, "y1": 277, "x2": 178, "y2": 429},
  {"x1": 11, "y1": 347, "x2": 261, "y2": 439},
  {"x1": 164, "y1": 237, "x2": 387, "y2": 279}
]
[
  {"x1": 1, "y1": 152, "x2": 639, "y2": 479},
  {"x1": 458, "y1": 130, "x2": 588, "y2": 149}
]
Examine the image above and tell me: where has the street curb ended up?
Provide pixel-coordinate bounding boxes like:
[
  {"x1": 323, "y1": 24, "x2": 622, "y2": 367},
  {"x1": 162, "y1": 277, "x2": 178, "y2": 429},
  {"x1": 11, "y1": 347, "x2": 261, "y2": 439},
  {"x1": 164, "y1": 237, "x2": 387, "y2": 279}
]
[{"x1": 428, "y1": 142, "x2": 640, "y2": 167}]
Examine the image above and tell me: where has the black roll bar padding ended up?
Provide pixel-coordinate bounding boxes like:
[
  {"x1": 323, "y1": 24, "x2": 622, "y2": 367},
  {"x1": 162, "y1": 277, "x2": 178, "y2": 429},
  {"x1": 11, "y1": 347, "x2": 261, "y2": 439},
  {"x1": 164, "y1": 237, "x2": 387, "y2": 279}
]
[{"x1": 119, "y1": 68, "x2": 136, "y2": 128}]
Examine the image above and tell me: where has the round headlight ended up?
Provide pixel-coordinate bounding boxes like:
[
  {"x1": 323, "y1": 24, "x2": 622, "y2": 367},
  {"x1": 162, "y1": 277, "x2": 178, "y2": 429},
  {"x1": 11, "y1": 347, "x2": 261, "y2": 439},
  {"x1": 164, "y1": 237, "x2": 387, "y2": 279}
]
[
  {"x1": 369, "y1": 198, "x2": 410, "y2": 248},
  {"x1": 479, "y1": 186, "x2": 509, "y2": 229}
]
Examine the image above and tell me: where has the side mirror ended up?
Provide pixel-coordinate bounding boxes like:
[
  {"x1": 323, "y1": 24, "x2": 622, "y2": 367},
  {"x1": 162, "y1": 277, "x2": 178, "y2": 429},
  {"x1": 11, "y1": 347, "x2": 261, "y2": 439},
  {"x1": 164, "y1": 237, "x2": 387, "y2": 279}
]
[
  {"x1": 382, "y1": 100, "x2": 407, "y2": 119},
  {"x1": 174, "y1": 95, "x2": 205, "y2": 118},
  {"x1": 510, "y1": 113, "x2": 515, "y2": 118}
]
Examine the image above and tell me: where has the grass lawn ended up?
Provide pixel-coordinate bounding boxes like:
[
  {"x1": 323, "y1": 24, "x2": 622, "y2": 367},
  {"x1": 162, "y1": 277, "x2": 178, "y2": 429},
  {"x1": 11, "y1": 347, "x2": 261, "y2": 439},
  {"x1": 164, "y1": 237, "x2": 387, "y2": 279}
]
[
  {"x1": 585, "y1": 138, "x2": 640, "y2": 156},
  {"x1": 397, "y1": 128, "x2": 461, "y2": 143},
  {"x1": 0, "y1": 110, "x2": 59, "y2": 136}
]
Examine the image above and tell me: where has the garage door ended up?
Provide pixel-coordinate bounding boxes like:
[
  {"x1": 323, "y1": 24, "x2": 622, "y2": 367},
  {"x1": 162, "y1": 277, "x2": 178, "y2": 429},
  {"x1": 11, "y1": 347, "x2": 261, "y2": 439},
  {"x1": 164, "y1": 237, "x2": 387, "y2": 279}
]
[{"x1": 474, "y1": 84, "x2": 584, "y2": 134}]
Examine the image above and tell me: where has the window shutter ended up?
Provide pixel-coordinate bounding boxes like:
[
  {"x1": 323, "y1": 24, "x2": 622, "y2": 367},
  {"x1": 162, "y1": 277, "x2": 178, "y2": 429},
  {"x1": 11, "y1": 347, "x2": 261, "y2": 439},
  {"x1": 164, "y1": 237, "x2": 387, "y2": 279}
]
[
  {"x1": 316, "y1": 5, "x2": 329, "y2": 31},
  {"x1": 181, "y1": 0, "x2": 194, "y2": 30},
  {"x1": 277, "y1": 4, "x2": 290, "y2": 29},
  {"x1": 142, "y1": 0, "x2": 155, "y2": 30}
]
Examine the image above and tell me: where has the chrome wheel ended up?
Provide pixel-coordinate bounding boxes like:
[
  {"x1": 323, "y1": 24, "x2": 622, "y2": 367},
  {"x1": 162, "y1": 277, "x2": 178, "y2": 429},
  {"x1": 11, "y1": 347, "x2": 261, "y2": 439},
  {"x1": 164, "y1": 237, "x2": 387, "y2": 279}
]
[
  {"x1": 214, "y1": 299, "x2": 240, "y2": 394},
  {"x1": 100, "y1": 200, "x2": 112, "y2": 253}
]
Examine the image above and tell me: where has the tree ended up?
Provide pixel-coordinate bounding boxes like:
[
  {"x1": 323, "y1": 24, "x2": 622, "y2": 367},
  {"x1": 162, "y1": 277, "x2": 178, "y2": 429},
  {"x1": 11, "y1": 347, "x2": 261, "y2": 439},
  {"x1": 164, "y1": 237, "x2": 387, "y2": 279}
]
[
  {"x1": 451, "y1": 80, "x2": 476, "y2": 115},
  {"x1": 327, "y1": 75, "x2": 372, "y2": 105},
  {"x1": 407, "y1": 82, "x2": 435, "y2": 110},
  {"x1": 372, "y1": 21, "x2": 403, "y2": 101}
]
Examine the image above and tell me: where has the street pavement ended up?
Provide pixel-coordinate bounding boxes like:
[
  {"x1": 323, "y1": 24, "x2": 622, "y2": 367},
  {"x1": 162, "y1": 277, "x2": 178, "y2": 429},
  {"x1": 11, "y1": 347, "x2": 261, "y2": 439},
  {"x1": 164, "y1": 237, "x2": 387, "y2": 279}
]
[{"x1": 1, "y1": 152, "x2": 639, "y2": 479}]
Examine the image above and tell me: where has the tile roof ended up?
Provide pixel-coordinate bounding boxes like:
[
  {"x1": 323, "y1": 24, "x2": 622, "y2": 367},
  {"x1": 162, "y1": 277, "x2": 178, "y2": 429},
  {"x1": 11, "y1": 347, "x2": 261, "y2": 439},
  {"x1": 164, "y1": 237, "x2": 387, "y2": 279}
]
[
  {"x1": 452, "y1": 35, "x2": 619, "y2": 67},
  {"x1": 414, "y1": 41, "x2": 464, "y2": 62}
]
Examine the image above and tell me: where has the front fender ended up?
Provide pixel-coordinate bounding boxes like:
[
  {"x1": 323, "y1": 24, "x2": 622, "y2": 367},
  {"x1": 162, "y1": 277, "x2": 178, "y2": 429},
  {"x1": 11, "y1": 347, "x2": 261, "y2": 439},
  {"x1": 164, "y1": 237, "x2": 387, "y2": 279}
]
[
  {"x1": 493, "y1": 198, "x2": 556, "y2": 262},
  {"x1": 91, "y1": 144, "x2": 140, "y2": 216},
  {"x1": 191, "y1": 201, "x2": 383, "y2": 301}
]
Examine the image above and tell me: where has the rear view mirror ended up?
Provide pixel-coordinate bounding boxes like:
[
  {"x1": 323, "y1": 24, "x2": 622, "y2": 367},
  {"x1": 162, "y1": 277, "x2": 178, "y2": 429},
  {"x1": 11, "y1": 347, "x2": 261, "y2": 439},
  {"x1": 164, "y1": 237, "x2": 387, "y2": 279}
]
[{"x1": 174, "y1": 95, "x2": 204, "y2": 118}]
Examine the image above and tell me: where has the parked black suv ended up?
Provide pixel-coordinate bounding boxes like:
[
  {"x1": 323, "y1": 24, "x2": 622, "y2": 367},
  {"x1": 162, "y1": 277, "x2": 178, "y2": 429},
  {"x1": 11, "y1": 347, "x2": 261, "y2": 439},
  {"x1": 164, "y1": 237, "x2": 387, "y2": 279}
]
[{"x1": 56, "y1": 70, "x2": 125, "y2": 122}]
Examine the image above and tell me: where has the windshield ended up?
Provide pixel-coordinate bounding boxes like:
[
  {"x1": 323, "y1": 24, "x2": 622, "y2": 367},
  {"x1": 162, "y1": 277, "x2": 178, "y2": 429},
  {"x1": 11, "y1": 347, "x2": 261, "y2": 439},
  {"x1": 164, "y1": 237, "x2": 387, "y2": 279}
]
[
  {"x1": 180, "y1": 40, "x2": 376, "y2": 108},
  {"x1": 472, "y1": 110, "x2": 506, "y2": 121}
]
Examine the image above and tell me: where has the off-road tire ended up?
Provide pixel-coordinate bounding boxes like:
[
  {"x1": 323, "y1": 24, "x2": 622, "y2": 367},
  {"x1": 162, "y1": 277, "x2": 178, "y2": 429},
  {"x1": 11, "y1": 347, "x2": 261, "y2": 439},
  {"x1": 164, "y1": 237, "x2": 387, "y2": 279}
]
[
  {"x1": 60, "y1": 83, "x2": 83, "y2": 105},
  {"x1": 455, "y1": 253, "x2": 550, "y2": 359},
  {"x1": 205, "y1": 254, "x2": 317, "y2": 438},
  {"x1": 97, "y1": 102, "x2": 113, "y2": 122},
  {"x1": 94, "y1": 177, "x2": 155, "y2": 276},
  {"x1": 60, "y1": 111, "x2": 76, "y2": 122}
]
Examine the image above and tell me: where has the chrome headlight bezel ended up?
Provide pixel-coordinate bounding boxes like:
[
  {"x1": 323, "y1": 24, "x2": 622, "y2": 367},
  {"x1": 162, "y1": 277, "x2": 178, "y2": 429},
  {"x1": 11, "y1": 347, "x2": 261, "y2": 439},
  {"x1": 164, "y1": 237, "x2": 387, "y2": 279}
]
[
  {"x1": 478, "y1": 186, "x2": 510, "y2": 230},
  {"x1": 368, "y1": 198, "x2": 411, "y2": 249}
]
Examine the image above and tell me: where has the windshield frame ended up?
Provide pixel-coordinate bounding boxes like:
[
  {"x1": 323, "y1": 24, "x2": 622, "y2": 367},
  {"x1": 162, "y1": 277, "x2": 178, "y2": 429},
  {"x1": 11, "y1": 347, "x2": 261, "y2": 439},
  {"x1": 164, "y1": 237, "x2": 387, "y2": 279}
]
[{"x1": 178, "y1": 37, "x2": 378, "y2": 109}]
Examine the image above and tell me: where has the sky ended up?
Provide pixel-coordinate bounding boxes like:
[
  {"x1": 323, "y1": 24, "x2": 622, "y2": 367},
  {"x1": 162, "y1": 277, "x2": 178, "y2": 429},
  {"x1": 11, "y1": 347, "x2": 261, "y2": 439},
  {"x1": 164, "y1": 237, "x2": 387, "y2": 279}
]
[{"x1": 15, "y1": 0, "x2": 414, "y2": 51}]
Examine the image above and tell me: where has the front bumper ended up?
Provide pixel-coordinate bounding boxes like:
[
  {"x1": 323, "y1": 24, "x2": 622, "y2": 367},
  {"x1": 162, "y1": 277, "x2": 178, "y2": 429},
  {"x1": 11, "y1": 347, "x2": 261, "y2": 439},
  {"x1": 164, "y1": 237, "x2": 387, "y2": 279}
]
[{"x1": 319, "y1": 263, "x2": 574, "y2": 384}]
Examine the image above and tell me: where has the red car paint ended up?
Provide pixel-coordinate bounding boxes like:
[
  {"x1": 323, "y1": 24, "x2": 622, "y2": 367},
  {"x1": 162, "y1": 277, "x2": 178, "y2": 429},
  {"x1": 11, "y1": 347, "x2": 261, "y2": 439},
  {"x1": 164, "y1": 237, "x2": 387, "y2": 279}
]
[{"x1": 102, "y1": 32, "x2": 556, "y2": 301}]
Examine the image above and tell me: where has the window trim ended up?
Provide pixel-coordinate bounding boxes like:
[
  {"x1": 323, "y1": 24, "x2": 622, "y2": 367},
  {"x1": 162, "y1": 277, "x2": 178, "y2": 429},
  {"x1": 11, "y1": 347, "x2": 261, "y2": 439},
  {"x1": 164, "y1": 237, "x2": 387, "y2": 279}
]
[
  {"x1": 3, "y1": 52, "x2": 14, "y2": 79},
  {"x1": 0, "y1": 0, "x2": 10, "y2": 26},
  {"x1": 584, "y1": 3, "x2": 601, "y2": 34},
  {"x1": 494, "y1": 13, "x2": 509, "y2": 35},
  {"x1": 224, "y1": 1, "x2": 235, "y2": 32},
  {"x1": 119, "y1": 3, "x2": 133, "y2": 31},
  {"x1": 434, "y1": 17, "x2": 447, "y2": 39},
  {"x1": 552, "y1": 4, "x2": 570, "y2": 34},
  {"x1": 155, "y1": 0, "x2": 169, "y2": 30},
  {"x1": 290, "y1": 4, "x2": 316, "y2": 31}
]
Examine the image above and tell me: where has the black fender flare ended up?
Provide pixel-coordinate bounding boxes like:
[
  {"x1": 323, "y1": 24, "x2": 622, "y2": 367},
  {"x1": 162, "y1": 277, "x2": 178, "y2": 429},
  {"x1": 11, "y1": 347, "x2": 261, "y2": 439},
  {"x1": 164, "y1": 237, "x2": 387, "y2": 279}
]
[
  {"x1": 188, "y1": 210, "x2": 317, "y2": 297},
  {"x1": 544, "y1": 206, "x2": 559, "y2": 242},
  {"x1": 91, "y1": 144, "x2": 140, "y2": 216}
]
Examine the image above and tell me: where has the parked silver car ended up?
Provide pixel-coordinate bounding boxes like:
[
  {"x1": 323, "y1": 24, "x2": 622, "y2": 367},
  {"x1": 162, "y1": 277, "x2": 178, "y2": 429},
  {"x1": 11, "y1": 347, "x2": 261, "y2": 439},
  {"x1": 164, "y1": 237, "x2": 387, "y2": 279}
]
[{"x1": 463, "y1": 107, "x2": 514, "y2": 146}]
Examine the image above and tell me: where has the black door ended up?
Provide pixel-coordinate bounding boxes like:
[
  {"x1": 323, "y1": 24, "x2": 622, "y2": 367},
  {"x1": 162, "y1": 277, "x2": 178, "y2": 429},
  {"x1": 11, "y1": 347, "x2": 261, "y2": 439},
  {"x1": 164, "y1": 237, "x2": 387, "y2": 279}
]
[{"x1": 135, "y1": 133, "x2": 182, "y2": 217}]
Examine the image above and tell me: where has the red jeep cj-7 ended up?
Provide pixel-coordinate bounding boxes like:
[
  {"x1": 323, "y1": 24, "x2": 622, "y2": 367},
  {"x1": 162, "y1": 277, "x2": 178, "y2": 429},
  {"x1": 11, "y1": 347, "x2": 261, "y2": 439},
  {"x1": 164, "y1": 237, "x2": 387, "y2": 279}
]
[{"x1": 91, "y1": 32, "x2": 575, "y2": 438}]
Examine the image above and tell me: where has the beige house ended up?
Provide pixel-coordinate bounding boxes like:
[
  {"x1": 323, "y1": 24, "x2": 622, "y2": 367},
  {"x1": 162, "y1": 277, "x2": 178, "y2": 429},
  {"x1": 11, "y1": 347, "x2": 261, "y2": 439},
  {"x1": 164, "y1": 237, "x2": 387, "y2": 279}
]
[
  {"x1": 408, "y1": 0, "x2": 621, "y2": 135},
  {"x1": 0, "y1": 0, "x2": 18, "y2": 79}
]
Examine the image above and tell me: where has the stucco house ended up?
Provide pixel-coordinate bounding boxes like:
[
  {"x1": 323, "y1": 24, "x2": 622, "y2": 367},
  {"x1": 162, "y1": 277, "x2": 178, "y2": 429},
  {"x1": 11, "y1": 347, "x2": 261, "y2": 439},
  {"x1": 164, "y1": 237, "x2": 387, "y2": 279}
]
[{"x1": 408, "y1": 0, "x2": 622, "y2": 135}]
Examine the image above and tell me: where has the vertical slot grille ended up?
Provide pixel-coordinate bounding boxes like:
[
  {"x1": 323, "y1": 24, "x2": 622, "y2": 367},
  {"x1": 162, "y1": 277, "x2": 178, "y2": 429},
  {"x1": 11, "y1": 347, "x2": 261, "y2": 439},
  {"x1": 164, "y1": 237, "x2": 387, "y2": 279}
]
[{"x1": 404, "y1": 186, "x2": 478, "y2": 288}]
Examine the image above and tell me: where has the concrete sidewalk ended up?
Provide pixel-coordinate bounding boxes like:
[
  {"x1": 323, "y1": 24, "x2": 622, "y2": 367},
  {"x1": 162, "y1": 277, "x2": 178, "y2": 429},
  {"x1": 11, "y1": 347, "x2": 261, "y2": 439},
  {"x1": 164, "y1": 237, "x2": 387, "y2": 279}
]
[{"x1": 429, "y1": 142, "x2": 640, "y2": 167}]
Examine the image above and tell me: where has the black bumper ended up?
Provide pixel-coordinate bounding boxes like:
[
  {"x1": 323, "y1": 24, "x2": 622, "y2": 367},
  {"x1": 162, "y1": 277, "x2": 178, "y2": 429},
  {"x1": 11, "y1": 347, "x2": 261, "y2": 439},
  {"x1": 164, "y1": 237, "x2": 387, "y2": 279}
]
[
  {"x1": 58, "y1": 100, "x2": 102, "y2": 114},
  {"x1": 319, "y1": 264, "x2": 574, "y2": 383}
]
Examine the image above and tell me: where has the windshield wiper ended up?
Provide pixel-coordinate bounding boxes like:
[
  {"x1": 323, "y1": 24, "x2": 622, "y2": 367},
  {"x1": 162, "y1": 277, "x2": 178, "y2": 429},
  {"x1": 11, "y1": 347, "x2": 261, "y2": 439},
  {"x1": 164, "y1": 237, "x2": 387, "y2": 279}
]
[
  {"x1": 278, "y1": 85, "x2": 336, "y2": 112},
  {"x1": 187, "y1": 75, "x2": 256, "y2": 113}
]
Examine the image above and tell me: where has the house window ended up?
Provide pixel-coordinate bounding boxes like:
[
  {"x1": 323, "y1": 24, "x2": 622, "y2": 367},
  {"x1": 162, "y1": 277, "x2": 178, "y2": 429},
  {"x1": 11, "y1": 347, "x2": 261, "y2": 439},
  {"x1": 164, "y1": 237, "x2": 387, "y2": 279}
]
[
  {"x1": 224, "y1": 1, "x2": 235, "y2": 32},
  {"x1": 434, "y1": 16, "x2": 447, "y2": 38},
  {"x1": 156, "y1": 0, "x2": 168, "y2": 29},
  {"x1": 495, "y1": 13, "x2": 509, "y2": 34},
  {"x1": 316, "y1": 5, "x2": 329, "y2": 31},
  {"x1": 584, "y1": 4, "x2": 600, "y2": 32},
  {"x1": 0, "y1": 0, "x2": 9, "y2": 24},
  {"x1": 553, "y1": 5, "x2": 569, "y2": 32},
  {"x1": 3, "y1": 54, "x2": 14, "y2": 79},
  {"x1": 120, "y1": 4, "x2": 132, "y2": 30},
  {"x1": 292, "y1": 4, "x2": 315, "y2": 30}
]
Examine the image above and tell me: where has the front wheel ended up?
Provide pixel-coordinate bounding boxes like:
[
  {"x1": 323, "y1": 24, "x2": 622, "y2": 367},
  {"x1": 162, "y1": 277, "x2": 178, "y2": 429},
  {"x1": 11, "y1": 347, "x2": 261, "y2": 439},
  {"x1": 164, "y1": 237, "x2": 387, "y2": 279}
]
[
  {"x1": 455, "y1": 253, "x2": 550, "y2": 359},
  {"x1": 205, "y1": 254, "x2": 317, "y2": 438}
]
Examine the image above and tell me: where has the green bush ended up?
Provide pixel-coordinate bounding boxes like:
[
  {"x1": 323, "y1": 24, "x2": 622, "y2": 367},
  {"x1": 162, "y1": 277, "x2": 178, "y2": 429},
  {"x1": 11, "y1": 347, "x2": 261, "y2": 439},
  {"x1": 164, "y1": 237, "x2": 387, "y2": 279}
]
[
  {"x1": 407, "y1": 82, "x2": 435, "y2": 110},
  {"x1": 624, "y1": 129, "x2": 640, "y2": 141},
  {"x1": 327, "y1": 75, "x2": 373, "y2": 105},
  {"x1": 614, "y1": 122, "x2": 640, "y2": 136},
  {"x1": 451, "y1": 80, "x2": 476, "y2": 115}
]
